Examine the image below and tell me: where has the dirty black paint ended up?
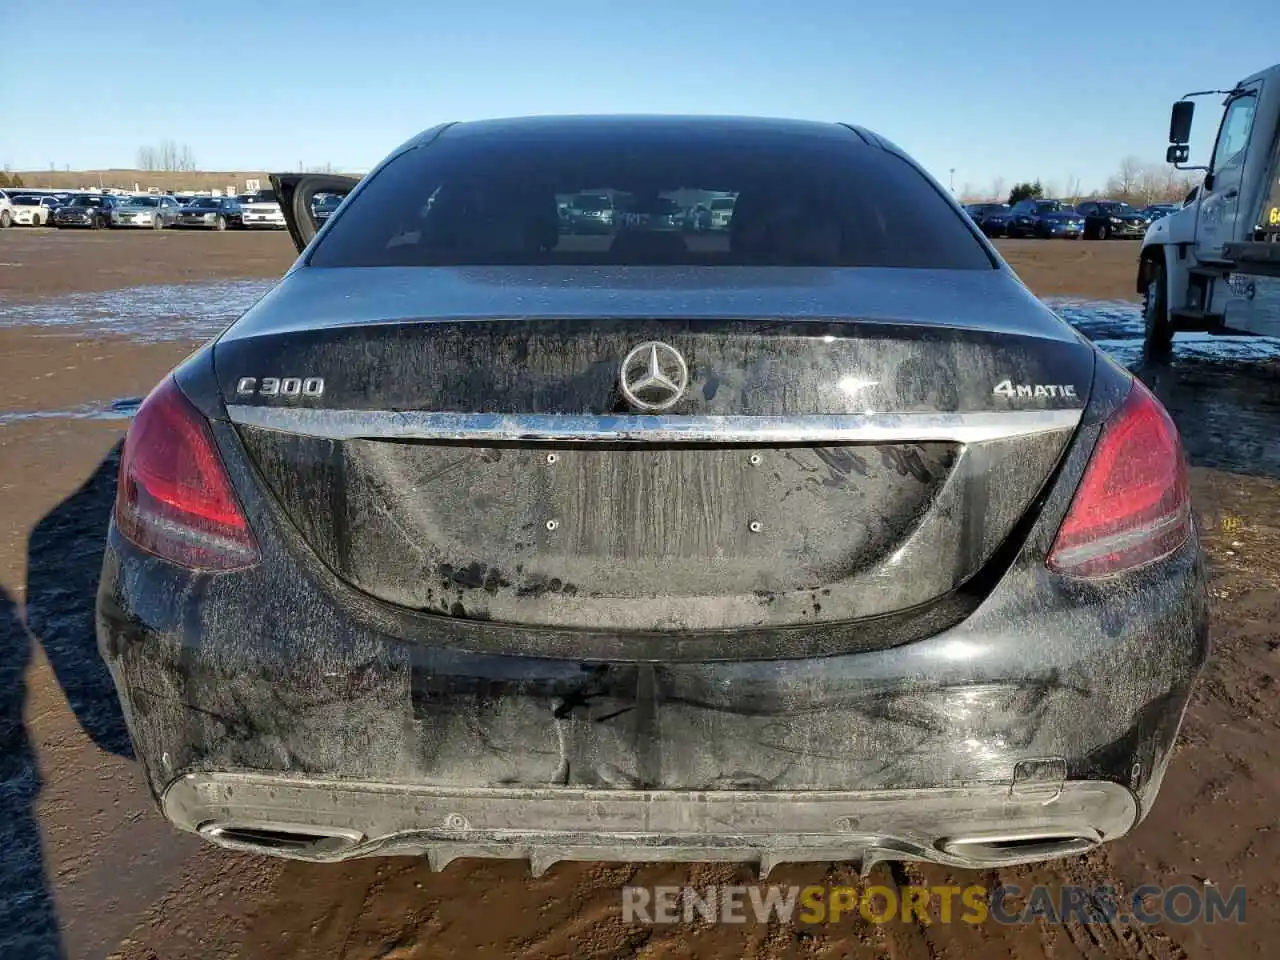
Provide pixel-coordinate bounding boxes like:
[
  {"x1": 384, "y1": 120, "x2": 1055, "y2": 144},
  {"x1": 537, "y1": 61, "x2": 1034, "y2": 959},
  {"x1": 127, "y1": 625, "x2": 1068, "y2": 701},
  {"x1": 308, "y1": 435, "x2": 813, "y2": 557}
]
[
  {"x1": 97, "y1": 408, "x2": 1209, "y2": 808},
  {"x1": 212, "y1": 312, "x2": 1095, "y2": 417},
  {"x1": 239, "y1": 424, "x2": 1070, "y2": 632},
  {"x1": 90, "y1": 258, "x2": 1215, "y2": 868}
]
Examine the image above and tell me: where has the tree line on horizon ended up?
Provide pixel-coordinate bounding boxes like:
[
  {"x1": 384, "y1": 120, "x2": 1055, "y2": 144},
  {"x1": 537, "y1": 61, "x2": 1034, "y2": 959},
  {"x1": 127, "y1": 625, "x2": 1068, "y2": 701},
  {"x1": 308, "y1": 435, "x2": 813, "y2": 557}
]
[{"x1": 959, "y1": 156, "x2": 1202, "y2": 208}]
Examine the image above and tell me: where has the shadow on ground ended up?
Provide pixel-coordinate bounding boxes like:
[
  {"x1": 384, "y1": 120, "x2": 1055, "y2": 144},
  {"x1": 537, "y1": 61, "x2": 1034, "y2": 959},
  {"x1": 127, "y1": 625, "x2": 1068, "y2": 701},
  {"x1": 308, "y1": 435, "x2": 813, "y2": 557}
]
[{"x1": 0, "y1": 442, "x2": 131, "y2": 960}]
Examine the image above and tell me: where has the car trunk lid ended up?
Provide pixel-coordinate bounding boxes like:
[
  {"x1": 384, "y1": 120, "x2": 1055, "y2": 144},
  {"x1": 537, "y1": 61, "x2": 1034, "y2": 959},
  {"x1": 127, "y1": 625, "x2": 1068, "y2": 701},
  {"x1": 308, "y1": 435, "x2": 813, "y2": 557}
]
[{"x1": 214, "y1": 266, "x2": 1093, "y2": 634}]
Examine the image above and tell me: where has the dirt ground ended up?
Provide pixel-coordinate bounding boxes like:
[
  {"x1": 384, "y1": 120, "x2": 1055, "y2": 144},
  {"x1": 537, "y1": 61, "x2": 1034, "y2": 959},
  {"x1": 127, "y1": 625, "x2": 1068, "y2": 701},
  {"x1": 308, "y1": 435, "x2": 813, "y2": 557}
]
[{"x1": 1, "y1": 229, "x2": 1277, "y2": 960}]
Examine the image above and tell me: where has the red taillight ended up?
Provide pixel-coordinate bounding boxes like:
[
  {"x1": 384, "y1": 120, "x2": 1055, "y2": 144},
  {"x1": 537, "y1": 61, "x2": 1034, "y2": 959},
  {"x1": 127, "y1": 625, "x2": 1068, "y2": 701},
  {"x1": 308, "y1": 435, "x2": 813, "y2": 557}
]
[
  {"x1": 115, "y1": 377, "x2": 259, "y2": 571},
  {"x1": 1047, "y1": 379, "x2": 1191, "y2": 578}
]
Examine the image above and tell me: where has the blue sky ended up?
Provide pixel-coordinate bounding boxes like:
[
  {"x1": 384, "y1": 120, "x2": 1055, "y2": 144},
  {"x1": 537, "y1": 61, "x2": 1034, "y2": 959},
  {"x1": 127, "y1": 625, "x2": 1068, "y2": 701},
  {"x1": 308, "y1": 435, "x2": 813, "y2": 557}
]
[{"x1": 3, "y1": 0, "x2": 1277, "y2": 194}]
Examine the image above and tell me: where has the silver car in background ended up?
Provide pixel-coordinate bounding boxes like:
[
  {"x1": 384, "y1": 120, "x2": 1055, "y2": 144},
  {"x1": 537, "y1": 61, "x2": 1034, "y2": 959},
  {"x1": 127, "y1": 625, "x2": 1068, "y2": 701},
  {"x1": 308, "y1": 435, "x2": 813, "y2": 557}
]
[{"x1": 111, "y1": 195, "x2": 184, "y2": 229}]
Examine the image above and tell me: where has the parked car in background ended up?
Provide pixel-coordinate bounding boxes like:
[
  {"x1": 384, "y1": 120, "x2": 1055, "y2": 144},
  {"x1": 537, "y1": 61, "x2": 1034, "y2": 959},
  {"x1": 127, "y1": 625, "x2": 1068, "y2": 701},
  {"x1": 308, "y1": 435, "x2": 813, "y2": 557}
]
[
  {"x1": 177, "y1": 197, "x2": 244, "y2": 230},
  {"x1": 312, "y1": 192, "x2": 342, "y2": 224},
  {"x1": 1006, "y1": 199, "x2": 1084, "y2": 239},
  {"x1": 615, "y1": 195, "x2": 683, "y2": 231},
  {"x1": 564, "y1": 193, "x2": 614, "y2": 234},
  {"x1": 963, "y1": 202, "x2": 1012, "y2": 237},
  {"x1": 708, "y1": 195, "x2": 736, "y2": 230},
  {"x1": 0, "y1": 190, "x2": 13, "y2": 228},
  {"x1": 51, "y1": 194, "x2": 123, "y2": 229},
  {"x1": 111, "y1": 194, "x2": 184, "y2": 229},
  {"x1": 1076, "y1": 200, "x2": 1150, "y2": 240},
  {"x1": 684, "y1": 203, "x2": 712, "y2": 232},
  {"x1": 239, "y1": 189, "x2": 287, "y2": 229},
  {"x1": 1140, "y1": 203, "x2": 1180, "y2": 223},
  {"x1": 8, "y1": 195, "x2": 60, "y2": 226}
]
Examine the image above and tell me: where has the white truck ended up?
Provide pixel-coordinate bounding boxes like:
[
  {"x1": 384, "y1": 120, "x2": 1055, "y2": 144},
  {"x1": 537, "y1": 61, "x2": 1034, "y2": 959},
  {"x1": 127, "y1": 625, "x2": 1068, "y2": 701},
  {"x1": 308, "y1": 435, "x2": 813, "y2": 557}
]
[{"x1": 1139, "y1": 62, "x2": 1280, "y2": 354}]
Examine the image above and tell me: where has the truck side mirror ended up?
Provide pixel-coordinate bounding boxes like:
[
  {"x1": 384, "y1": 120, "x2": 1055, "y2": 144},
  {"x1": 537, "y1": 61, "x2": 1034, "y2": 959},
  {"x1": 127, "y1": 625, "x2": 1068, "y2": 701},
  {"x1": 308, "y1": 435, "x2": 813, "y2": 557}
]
[
  {"x1": 1166, "y1": 144, "x2": 1190, "y2": 164},
  {"x1": 1169, "y1": 100, "x2": 1195, "y2": 144}
]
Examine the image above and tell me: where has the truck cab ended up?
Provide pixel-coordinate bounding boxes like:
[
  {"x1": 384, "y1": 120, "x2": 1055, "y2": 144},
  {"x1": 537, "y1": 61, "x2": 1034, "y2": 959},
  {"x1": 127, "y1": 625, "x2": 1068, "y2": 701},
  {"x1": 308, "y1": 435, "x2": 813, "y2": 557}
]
[{"x1": 1138, "y1": 63, "x2": 1280, "y2": 354}]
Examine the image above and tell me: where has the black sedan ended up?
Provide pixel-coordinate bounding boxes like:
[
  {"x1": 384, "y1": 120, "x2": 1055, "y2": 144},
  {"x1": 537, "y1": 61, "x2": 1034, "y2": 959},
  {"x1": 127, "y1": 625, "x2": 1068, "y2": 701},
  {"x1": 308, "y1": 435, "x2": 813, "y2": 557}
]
[
  {"x1": 51, "y1": 194, "x2": 122, "y2": 229},
  {"x1": 1076, "y1": 200, "x2": 1150, "y2": 240},
  {"x1": 963, "y1": 202, "x2": 1011, "y2": 237},
  {"x1": 176, "y1": 197, "x2": 244, "y2": 230},
  {"x1": 97, "y1": 115, "x2": 1207, "y2": 876}
]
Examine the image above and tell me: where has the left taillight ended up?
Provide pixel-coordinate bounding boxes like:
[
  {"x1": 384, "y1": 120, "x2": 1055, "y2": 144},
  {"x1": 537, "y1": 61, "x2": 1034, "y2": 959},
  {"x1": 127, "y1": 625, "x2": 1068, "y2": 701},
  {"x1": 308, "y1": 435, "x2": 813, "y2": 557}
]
[{"x1": 114, "y1": 376, "x2": 259, "y2": 571}]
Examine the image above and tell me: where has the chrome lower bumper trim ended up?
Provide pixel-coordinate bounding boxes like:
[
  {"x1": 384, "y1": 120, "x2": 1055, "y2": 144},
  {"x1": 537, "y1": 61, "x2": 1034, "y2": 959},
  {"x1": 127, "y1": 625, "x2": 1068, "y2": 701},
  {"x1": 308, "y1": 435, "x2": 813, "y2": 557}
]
[{"x1": 164, "y1": 771, "x2": 1137, "y2": 875}]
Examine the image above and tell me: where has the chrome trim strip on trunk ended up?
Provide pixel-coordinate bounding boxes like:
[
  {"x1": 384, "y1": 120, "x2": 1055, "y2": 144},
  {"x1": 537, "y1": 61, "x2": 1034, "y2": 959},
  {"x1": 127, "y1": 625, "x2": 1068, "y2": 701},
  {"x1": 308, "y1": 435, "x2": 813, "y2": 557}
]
[{"x1": 224, "y1": 407, "x2": 1083, "y2": 444}]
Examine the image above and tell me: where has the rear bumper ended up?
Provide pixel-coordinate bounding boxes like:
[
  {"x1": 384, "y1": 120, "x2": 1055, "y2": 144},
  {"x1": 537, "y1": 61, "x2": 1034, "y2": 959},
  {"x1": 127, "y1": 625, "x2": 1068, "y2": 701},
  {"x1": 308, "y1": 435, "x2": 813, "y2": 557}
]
[
  {"x1": 97, "y1": 412, "x2": 1211, "y2": 871},
  {"x1": 166, "y1": 772, "x2": 1138, "y2": 874}
]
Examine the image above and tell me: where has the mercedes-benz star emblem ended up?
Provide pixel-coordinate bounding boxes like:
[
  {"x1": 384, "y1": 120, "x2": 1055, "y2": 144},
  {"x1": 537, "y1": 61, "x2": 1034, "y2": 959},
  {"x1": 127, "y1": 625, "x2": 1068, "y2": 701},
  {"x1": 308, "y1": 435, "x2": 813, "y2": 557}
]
[{"x1": 619, "y1": 341, "x2": 689, "y2": 412}]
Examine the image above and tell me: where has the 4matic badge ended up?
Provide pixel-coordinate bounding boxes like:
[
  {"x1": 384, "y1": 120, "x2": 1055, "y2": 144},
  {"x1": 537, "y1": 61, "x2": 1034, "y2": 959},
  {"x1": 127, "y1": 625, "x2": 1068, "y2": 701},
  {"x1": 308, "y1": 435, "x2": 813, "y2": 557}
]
[{"x1": 993, "y1": 379, "x2": 1077, "y2": 400}]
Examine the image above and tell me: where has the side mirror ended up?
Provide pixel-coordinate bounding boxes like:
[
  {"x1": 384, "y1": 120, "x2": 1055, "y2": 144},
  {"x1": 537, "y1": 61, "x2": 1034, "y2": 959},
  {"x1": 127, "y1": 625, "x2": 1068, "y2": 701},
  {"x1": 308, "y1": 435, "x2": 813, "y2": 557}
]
[
  {"x1": 1166, "y1": 144, "x2": 1190, "y2": 164},
  {"x1": 1169, "y1": 100, "x2": 1195, "y2": 144}
]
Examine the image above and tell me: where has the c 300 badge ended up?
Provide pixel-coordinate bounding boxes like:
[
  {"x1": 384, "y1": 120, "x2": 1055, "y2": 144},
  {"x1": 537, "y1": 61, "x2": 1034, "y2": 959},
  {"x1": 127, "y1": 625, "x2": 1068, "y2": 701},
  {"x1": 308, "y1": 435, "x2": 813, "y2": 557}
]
[{"x1": 235, "y1": 376, "x2": 325, "y2": 398}]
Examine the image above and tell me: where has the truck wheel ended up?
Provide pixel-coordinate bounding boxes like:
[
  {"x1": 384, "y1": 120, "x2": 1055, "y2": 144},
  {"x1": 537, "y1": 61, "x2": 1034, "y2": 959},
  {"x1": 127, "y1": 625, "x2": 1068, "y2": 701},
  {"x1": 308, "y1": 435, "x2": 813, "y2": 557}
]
[
  {"x1": 1143, "y1": 260, "x2": 1175, "y2": 357},
  {"x1": 0, "y1": 210, "x2": 10, "y2": 228},
  {"x1": 1098, "y1": 223, "x2": 1111, "y2": 240},
  {"x1": 214, "y1": 215, "x2": 226, "y2": 231},
  {"x1": 152, "y1": 215, "x2": 164, "y2": 230}
]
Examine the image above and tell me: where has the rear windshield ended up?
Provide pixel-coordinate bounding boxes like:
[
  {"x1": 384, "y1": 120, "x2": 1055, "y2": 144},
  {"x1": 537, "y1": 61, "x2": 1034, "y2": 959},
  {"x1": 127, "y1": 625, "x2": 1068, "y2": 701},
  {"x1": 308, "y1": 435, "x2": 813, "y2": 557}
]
[{"x1": 309, "y1": 128, "x2": 993, "y2": 270}]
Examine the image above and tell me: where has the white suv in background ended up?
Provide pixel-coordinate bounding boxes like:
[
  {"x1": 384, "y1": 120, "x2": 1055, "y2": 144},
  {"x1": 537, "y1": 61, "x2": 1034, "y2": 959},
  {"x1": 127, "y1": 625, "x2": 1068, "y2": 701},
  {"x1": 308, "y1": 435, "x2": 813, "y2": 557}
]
[{"x1": 238, "y1": 190, "x2": 287, "y2": 229}]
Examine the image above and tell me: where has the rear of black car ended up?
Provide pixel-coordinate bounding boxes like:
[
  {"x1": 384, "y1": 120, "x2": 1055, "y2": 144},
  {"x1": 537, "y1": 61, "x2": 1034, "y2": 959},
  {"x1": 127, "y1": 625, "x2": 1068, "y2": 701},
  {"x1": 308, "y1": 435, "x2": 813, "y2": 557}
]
[
  {"x1": 176, "y1": 198, "x2": 242, "y2": 230},
  {"x1": 52, "y1": 195, "x2": 114, "y2": 228},
  {"x1": 97, "y1": 117, "x2": 1207, "y2": 874}
]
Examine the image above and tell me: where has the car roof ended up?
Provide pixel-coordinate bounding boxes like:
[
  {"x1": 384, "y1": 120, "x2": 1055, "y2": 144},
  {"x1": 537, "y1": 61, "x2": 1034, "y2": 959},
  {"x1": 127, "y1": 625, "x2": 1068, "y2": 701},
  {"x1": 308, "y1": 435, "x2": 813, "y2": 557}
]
[{"x1": 425, "y1": 114, "x2": 874, "y2": 149}]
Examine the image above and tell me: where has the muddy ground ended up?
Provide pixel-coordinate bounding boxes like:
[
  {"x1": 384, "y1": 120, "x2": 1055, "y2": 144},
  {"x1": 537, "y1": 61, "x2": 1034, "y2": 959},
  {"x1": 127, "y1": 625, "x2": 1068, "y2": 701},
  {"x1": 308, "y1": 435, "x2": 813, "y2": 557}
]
[{"x1": 0, "y1": 229, "x2": 1277, "y2": 960}]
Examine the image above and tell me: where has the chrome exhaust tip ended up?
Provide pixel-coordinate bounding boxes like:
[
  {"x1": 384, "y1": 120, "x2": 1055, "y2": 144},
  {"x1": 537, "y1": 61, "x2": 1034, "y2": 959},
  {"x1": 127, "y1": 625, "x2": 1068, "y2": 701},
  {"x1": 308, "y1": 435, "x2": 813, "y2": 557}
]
[
  {"x1": 937, "y1": 833, "x2": 1097, "y2": 865},
  {"x1": 197, "y1": 822, "x2": 364, "y2": 858}
]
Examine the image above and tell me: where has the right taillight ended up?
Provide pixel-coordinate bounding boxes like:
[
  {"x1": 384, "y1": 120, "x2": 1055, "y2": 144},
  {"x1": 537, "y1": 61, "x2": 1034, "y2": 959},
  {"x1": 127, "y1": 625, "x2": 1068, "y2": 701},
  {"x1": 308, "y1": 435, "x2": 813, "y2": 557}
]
[
  {"x1": 114, "y1": 376, "x2": 259, "y2": 571},
  {"x1": 1047, "y1": 378, "x2": 1191, "y2": 578}
]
